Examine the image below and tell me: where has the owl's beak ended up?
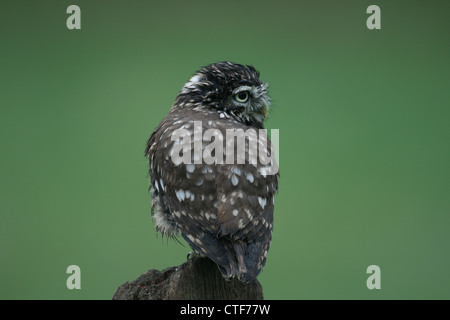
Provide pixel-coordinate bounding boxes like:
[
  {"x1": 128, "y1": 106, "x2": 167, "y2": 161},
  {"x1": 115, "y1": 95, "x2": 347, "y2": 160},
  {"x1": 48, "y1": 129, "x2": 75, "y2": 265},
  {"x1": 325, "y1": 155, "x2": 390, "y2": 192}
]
[
  {"x1": 261, "y1": 98, "x2": 270, "y2": 118},
  {"x1": 246, "y1": 96, "x2": 270, "y2": 121}
]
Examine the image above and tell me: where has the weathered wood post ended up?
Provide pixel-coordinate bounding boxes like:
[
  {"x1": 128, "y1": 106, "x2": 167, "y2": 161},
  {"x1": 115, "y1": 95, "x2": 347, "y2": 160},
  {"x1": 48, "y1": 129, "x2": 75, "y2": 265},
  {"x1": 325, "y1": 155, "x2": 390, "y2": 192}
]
[{"x1": 113, "y1": 256, "x2": 263, "y2": 300}]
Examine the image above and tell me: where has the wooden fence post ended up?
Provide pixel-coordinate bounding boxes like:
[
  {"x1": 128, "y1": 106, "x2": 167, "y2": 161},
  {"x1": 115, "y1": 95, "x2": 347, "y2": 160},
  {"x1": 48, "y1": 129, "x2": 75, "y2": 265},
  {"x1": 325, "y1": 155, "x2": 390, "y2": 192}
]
[{"x1": 113, "y1": 256, "x2": 264, "y2": 300}]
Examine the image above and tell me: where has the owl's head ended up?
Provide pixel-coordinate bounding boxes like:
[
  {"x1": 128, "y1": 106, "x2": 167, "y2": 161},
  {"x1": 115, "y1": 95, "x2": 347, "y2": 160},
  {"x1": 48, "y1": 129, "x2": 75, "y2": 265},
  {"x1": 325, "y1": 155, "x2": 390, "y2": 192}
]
[{"x1": 173, "y1": 62, "x2": 271, "y2": 127}]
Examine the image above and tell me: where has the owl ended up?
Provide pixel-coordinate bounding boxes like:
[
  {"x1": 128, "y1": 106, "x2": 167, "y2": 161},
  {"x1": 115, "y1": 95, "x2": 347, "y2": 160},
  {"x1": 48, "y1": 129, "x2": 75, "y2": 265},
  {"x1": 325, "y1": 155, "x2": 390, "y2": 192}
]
[{"x1": 145, "y1": 62, "x2": 279, "y2": 283}]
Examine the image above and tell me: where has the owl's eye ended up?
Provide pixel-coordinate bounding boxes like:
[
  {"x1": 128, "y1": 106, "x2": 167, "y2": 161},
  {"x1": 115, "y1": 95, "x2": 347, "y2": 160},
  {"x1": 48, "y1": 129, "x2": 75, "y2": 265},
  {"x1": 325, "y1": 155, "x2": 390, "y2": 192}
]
[{"x1": 234, "y1": 91, "x2": 250, "y2": 103}]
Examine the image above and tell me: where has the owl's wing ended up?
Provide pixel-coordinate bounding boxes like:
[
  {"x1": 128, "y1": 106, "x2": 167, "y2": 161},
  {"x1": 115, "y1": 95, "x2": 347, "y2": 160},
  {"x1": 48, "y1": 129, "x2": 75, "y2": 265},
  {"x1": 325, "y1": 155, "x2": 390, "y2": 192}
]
[
  {"x1": 146, "y1": 114, "x2": 279, "y2": 282},
  {"x1": 213, "y1": 126, "x2": 279, "y2": 281},
  {"x1": 146, "y1": 115, "x2": 233, "y2": 270}
]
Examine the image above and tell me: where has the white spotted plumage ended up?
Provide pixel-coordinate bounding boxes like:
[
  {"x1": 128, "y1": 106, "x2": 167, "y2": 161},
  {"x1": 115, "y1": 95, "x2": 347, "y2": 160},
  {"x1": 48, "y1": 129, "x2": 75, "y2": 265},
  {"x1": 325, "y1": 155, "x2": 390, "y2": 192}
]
[{"x1": 145, "y1": 62, "x2": 279, "y2": 283}]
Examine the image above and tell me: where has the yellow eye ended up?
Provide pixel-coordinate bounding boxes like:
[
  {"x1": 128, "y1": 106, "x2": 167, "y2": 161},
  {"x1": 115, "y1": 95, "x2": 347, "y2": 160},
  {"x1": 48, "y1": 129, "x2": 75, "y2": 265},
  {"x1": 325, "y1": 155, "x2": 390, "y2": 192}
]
[{"x1": 234, "y1": 91, "x2": 249, "y2": 103}]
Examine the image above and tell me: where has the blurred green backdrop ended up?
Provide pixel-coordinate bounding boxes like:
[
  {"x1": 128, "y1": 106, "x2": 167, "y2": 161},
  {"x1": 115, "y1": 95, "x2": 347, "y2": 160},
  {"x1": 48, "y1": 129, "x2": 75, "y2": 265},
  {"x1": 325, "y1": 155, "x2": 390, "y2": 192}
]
[{"x1": 1, "y1": 0, "x2": 449, "y2": 299}]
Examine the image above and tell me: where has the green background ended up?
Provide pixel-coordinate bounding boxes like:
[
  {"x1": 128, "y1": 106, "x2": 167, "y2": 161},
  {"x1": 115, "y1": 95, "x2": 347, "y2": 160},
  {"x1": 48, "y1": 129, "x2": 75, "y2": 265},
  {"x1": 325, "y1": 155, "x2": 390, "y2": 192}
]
[{"x1": 1, "y1": 0, "x2": 449, "y2": 299}]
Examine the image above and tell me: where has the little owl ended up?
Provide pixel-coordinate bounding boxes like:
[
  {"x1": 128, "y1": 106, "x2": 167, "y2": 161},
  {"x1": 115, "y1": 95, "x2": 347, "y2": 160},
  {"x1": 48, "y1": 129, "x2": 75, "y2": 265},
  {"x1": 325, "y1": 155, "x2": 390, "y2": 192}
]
[{"x1": 145, "y1": 62, "x2": 279, "y2": 283}]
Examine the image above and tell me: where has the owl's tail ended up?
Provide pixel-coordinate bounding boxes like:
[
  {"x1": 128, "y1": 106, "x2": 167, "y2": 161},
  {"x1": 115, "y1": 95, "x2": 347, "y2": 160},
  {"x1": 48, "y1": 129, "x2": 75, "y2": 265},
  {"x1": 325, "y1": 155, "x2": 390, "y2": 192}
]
[
  {"x1": 220, "y1": 239, "x2": 267, "y2": 283},
  {"x1": 182, "y1": 231, "x2": 267, "y2": 283}
]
